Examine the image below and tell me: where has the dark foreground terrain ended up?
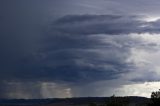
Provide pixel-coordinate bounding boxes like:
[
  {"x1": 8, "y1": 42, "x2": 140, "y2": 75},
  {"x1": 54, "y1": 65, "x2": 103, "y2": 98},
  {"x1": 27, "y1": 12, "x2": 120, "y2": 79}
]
[{"x1": 0, "y1": 96, "x2": 151, "y2": 106}]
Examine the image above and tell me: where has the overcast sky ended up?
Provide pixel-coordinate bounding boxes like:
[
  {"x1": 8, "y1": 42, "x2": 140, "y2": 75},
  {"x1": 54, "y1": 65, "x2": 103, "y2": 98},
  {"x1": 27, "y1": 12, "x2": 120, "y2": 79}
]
[{"x1": 1, "y1": 0, "x2": 160, "y2": 98}]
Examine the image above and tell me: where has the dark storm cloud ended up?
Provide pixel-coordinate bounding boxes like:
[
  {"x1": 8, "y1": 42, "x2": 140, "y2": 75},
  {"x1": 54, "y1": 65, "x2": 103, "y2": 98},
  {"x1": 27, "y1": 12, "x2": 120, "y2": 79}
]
[
  {"x1": 1, "y1": 0, "x2": 160, "y2": 98},
  {"x1": 30, "y1": 15, "x2": 144, "y2": 83},
  {"x1": 2, "y1": 14, "x2": 160, "y2": 84},
  {"x1": 51, "y1": 14, "x2": 160, "y2": 35},
  {"x1": 32, "y1": 14, "x2": 160, "y2": 84},
  {"x1": 51, "y1": 15, "x2": 141, "y2": 35},
  {"x1": 0, "y1": 15, "x2": 138, "y2": 83}
]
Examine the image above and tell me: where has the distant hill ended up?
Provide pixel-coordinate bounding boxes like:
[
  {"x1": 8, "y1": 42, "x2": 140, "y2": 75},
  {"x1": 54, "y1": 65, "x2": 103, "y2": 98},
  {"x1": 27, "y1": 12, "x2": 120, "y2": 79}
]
[{"x1": 0, "y1": 96, "x2": 150, "y2": 106}]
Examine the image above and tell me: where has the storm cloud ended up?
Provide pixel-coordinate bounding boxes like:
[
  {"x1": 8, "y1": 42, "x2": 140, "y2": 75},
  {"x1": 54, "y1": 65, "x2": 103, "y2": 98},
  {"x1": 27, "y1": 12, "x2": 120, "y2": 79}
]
[
  {"x1": 1, "y1": 0, "x2": 160, "y2": 98},
  {"x1": 0, "y1": 15, "x2": 144, "y2": 83},
  {"x1": 51, "y1": 14, "x2": 160, "y2": 35},
  {"x1": 7, "y1": 14, "x2": 160, "y2": 83}
]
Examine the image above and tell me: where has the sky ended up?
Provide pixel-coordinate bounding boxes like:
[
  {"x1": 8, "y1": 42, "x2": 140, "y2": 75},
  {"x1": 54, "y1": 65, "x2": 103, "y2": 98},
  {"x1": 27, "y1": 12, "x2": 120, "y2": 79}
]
[{"x1": 1, "y1": 0, "x2": 160, "y2": 98}]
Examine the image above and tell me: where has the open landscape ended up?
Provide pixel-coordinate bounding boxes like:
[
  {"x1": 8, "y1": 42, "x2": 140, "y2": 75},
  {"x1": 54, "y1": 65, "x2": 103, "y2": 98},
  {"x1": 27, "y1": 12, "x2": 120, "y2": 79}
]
[
  {"x1": 0, "y1": 96, "x2": 150, "y2": 106},
  {"x1": 1, "y1": 0, "x2": 160, "y2": 106}
]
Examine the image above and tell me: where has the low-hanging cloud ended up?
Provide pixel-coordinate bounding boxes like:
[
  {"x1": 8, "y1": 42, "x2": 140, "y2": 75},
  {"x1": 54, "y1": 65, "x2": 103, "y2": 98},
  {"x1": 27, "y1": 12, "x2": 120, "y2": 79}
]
[
  {"x1": 1, "y1": 14, "x2": 160, "y2": 98},
  {"x1": 2, "y1": 14, "x2": 160, "y2": 83},
  {"x1": 50, "y1": 14, "x2": 160, "y2": 35}
]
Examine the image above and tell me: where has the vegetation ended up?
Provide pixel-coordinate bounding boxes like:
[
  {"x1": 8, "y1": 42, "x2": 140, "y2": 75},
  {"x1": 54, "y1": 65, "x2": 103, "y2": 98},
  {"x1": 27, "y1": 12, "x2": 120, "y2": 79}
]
[
  {"x1": 2, "y1": 90, "x2": 160, "y2": 106},
  {"x1": 88, "y1": 95, "x2": 129, "y2": 106},
  {"x1": 148, "y1": 89, "x2": 160, "y2": 106},
  {"x1": 89, "y1": 102, "x2": 97, "y2": 106},
  {"x1": 87, "y1": 90, "x2": 160, "y2": 106}
]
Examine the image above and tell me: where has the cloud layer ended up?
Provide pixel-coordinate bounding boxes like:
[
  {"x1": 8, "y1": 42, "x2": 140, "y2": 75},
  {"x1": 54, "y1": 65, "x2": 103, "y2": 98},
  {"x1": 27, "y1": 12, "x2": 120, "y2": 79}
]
[
  {"x1": 3, "y1": 14, "x2": 159, "y2": 83},
  {"x1": 1, "y1": 9, "x2": 160, "y2": 98}
]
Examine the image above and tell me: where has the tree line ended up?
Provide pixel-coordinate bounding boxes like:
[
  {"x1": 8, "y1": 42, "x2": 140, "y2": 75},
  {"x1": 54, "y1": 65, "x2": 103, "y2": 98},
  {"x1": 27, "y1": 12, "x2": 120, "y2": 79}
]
[{"x1": 88, "y1": 89, "x2": 160, "y2": 106}]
